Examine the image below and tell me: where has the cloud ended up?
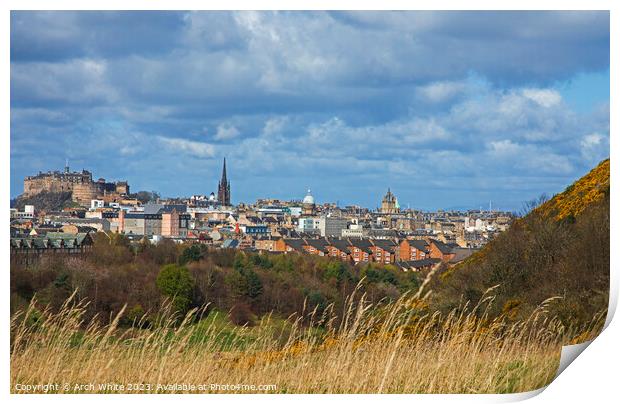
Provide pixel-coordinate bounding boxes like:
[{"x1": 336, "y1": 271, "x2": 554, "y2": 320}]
[
  {"x1": 9, "y1": 11, "x2": 610, "y2": 209},
  {"x1": 214, "y1": 124, "x2": 241, "y2": 141},
  {"x1": 580, "y1": 132, "x2": 609, "y2": 164},
  {"x1": 521, "y1": 88, "x2": 562, "y2": 108},
  {"x1": 417, "y1": 81, "x2": 467, "y2": 103},
  {"x1": 157, "y1": 136, "x2": 215, "y2": 158}
]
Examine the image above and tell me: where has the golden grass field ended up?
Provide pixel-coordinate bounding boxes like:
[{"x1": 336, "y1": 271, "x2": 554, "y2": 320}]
[{"x1": 10, "y1": 280, "x2": 604, "y2": 394}]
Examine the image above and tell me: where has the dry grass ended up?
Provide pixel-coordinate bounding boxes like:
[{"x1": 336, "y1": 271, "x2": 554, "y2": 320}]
[{"x1": 10, "y1": 280, "x2": 604, "y2": 394}]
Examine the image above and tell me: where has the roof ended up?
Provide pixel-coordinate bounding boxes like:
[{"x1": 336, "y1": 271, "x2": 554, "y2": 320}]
[
  {"x1": 164, "y1": 204, "x2": 188, "y2": 213},
  {"x1": 371, "y1": 239, "x2": 398, "y2": 251},
  {"x1": 75, "y1": 225, "x2": 97, "y2": 233},
  {"x1": 143, "y1": 203, "x2": 187, "y2": 214},
  {"x1": 448, "y1": 248, "x2": 478, "y2": 264},
  {"x1": 278, "y1": 228, "x2": 303, "y2": 238},
  {"x1": 262, "y1": 216, "x2": 278, "y2": 223},
  {"x1": 368, "y1": 229, "x2": 402, "y2": 238},
  {"x1": 305, "y1": 238, "x2": 330, "y2": 253},
  {"x1": 222, "y1": 239, "x2": 240, "y2": 249},
  {"x1": 348, "y1": 238, "x2": 373, "y2": 253},
  {"x1": 403, "y1": 239, "x2": 429, "y2": 251},
  {"x1": 326, "y1": 238, "x2": 351, "y2": 253},
  {"x1": 46, "y1": 232, "x2": 93, "y2": 245},
  {"x1": 10, "y1": 232, "x2": 93, "y2": 249},
  {"x1": 430, "y1": 239, "x2": 459, "y2": 255},
  {"x1": 283, "y1": 238, "x2": 306, "y2": 252}
]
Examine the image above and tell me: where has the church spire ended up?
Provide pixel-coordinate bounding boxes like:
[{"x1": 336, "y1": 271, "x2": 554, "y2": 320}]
[
  {"x1": 217, "y1": 157, "x2": 231, "y2": 206},
  {"x1": 221, "y1": 158, "x2": 227, "y2": 183}
]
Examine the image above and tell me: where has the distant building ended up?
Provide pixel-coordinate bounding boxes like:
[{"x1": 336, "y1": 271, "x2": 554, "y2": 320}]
[
  {"x1": 217, "y1": 158, "x2": 231, "y2": 206},
  {"x1": 318, "y1": 216, "x2": 348, "y2": 237},
  {"x1": 10, "y1": 232, "x2": 94, "y2": 264},
  {"x1": 23, "y1": 163, "x2": 129, "y2": 207},
  {"x1": 380, "y1": 188, "x2": 400, "y2": 214},
  {"x1": 399, "y1": 239, "x2": 429, "y2": 261},
  {"x1": 11, "y1": 205, "x2": 35, "y2": 220},
  {"x1": 298, "y1": 217, "x2": 321, "y2": 234},
  {"x1": 302, "y1": 189, "x2": 315, "y2": 215}
]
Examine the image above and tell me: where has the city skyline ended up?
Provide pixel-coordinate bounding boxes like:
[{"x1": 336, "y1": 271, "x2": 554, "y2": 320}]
[
  {"x1": 10, "y1": 11, "x2": 610, "y2": 211},
  {"x1": 13, "y1": 157, "x2": 549, "y2": 213}
]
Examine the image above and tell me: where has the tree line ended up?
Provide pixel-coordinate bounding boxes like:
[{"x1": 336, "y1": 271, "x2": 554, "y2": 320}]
[{"x1": 10, "y1": 234, "x2": 420, "y2": 327}]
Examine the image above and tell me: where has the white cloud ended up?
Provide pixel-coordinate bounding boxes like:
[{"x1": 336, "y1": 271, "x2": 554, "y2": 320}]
[
  {"x1": 262, "y1": 116, "x2": 288, "y2": 136},
  {"x1": 521, "y1": 88, "x2": 562, "y2": 108},
  {"x1": 580, "y1": 132, "x2": 609, "y2": 163},
  {"x1": 417, "y1": 81, "x2": 467, "y2": 103},
  {"x1": 581, "y1": 132, "x2": 603, "y2": 148},
  {"x1": 488, "y1": 139, "x2": 522, "y2": 156},
  {"x1": 157, "y1": 136, "x2": 215, "y2": 158},
  {"x1": 486, "y1": 140, "x2": 573, "y2": 175},
  {"x1": 214, "y1": 124, "x2": 240, "y2": 140}
]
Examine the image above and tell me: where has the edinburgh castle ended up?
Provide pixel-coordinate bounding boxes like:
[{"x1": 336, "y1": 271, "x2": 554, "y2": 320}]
[{"x1": 23, "y1": 163, "x2": 129, "y2": 207}]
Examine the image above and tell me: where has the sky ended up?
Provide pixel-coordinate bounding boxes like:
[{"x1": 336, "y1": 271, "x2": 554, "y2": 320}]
[{"x1": 10, "y1": 11, "x2": 610, "y2": 211}]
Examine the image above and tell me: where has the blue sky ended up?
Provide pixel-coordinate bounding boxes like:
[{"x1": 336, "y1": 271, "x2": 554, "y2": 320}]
[{"x1": 10, "y1": 11, "x2": 610, "y2": 211}]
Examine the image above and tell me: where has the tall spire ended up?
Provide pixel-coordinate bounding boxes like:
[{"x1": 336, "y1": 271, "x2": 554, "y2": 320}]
[
  {"x1": 217, "y1": 157, "x2": 231, "y2": 206},
  {"x1": 221, "y1": 157, "x2": 227, "y2": 183}
]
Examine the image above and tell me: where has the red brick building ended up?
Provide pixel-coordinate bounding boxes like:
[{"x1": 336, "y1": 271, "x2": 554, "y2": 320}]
[
  {"x1": 399, "y1": 239, "x2": 429, "y2": 261},
  {"x1": 428, "y1": 239, "x2": 459, "y2": 261},
  {"x1": 369, "y1": 239, "x2": 398, "y2": 264}
]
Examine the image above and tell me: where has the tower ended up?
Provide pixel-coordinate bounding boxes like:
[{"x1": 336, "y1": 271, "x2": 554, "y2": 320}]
[
  {"x1": 217, "y1": 158, "x2": 231, "y2": 206},
  {"x1": 381, "y1": 188, "x2": 399, "y2": 214}
]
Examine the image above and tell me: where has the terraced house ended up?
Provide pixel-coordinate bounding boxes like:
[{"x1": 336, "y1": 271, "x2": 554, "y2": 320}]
[
  {"x1": 259, "y1": 235, "x2": 475, "y2": 269},
  {"x1": 10, "y1": 232, "x2": 94, "y2": 264}
]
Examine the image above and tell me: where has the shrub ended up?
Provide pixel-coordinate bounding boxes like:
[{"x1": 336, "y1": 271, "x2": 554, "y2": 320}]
[
  {"x1": 156, "y1": 264, "x2": 195, "y2": 315},
  {"x1": 228, "y1": 303, "x2": 255, "y2": 326},
  {"x1": 179, "y1": 244, "x2": 204, "y2": 265}
]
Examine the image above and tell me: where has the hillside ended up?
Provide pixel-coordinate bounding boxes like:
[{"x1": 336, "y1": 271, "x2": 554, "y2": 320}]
[
  {"x1": 535, "y1": 159, "x2": 610, "y2": 221},
  {"x1": 432, "y1": 159, "x2": 610, "y2": 327},
  {"x1": 11, "y1": 191, "x2": 77, "y2": 212}
]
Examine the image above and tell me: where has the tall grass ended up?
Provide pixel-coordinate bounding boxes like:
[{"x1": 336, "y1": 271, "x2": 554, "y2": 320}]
[{"x1": 10, "y1": 280, "x2": 605, "y2": 394}]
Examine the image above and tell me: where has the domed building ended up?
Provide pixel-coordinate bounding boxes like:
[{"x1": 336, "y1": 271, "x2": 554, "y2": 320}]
[
  {"x1": 381, "y1": 188, "x2": 400, "y2": 214},
  {"x1": 303, "y1": 189, "x2": 315, "y2": 205},
  {"x1": 302, "y1": 189, "x2": 315, "y2": 215}
]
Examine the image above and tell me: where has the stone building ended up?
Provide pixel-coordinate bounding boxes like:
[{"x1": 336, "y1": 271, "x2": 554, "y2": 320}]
[
  {"x1": 380, "y1": 188, "x2": 400, "y2": 214},
  {"x1": 23, "y1": 163, "x2": 129, "y2": 207}
]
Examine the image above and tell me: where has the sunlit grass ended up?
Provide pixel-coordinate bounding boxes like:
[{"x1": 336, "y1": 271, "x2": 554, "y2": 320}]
[{"x1": 11, "y1": 279, "x2": 604, "y2": 394}]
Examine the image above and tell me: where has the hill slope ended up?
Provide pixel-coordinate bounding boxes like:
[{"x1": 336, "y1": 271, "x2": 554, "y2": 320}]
[
  {"x1": 11, "y1": 191, "x2": 77, "y2": 212},
  {"x1": 432, "y1": 159, "x2": 610, "y2": 328},
  {"x1": 535, "y1": 159, "x2": 610, "y2": 221}
]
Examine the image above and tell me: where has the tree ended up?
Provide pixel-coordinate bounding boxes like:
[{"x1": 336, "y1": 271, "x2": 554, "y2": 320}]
[
  {"x1": 245, "y1": 270, "x2": 263, "y2": 300},
  {"x1": 132, "y1": 191, "x2": 160, "y2": 204},
  {"x1": 156, "y1": 264, "x2": 195, "y2": 315},
  {"x1": 323, "y1": 261, "x2": 352, "y2": 286},
  {"x1": 233, "y1": 252, "x2": 248, "y2": 272},
  {"x1": 179, "y1": 244, "x2": 204, "y2": 265}
]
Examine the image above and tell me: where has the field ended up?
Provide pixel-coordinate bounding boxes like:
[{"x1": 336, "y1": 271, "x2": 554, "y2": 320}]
[{"x1": 10, "y1": 280, "x2": 604, "y2": 394}]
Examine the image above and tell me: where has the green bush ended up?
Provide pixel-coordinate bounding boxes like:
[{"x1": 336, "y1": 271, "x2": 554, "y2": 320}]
[{"x1": 156, "y1": 264, "x2": 195, "y2": 315}]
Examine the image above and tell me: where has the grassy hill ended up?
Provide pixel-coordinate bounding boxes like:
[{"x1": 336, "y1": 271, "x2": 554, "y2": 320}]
[{"x1": 432, "y1": 159, "x2": 610, "y2": 328}]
